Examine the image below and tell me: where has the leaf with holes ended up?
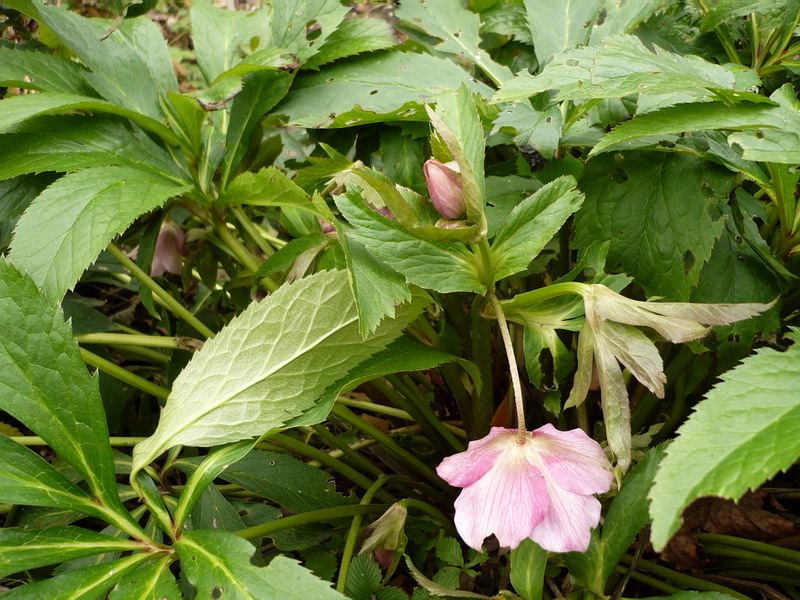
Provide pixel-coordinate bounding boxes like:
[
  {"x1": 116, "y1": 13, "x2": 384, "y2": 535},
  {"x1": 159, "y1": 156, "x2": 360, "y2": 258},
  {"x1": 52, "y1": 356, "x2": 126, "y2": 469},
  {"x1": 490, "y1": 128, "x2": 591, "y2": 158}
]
[{"x1": 304, "y1": 17, "x2": 397, "y2": 70}]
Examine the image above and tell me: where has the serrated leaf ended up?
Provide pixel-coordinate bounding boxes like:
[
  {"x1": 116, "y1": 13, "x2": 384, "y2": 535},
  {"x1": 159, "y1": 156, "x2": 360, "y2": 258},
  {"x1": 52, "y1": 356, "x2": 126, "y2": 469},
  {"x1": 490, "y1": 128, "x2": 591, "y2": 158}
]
[
  {"x1": 405, "y1": 555, "x2": 491, "y2": 598},
  {"x1": 0, "y1": 526, "x2": 141, "y2": 578},
  {"x1": 219, "y1": 166, "x2": 324, "y2": 216},
  {"x1": 587, "y1": 0, "x2": 663, "y2": 44},
  {"x1": 345, "y1": 554, "x2": 382, "y2": 600},
  {"x1": 396, "y1": 0, "x2": 512, "y2": 84},
  {"x1": 36, "y1": 4, "x2": 177, "y2": 119},
  {"x1": 700, "y1": 0, "x2": 800, "y2": 32},
  {"x1": 522, "y1": 0, "x2": 602, "y2": 66},
  {"x1": 575, "y1": 153, "x2": 733, "y2": 300},
  {"x1": 255, "y1": 233, "x2": 330, "y2": 278},
  {"x1": 435, "y1": 537, "x2": 464, "y2": 566},
  {"x1": 335, "y1": 189, "x2": 485, "y2": 294},
  {"x1": 275, "y1": 51, "x2": 492, "y2": 128},
  {"x1": 493, "y1": 99, "x2": 563, "y2": 160},
  {"x1": 492, "y1": 176, "x2": 583, "y2": 281},
  {"x1": 0, "y1": 260, "x2": 132, "y2": 520},
  {"x1": 108, "y1": 557, "x2": 181, "y2": 600},
  {"x1": 0, "y1": 47, "x2": 94, "y2": 95},
  {"x1": 304, "y1": 17, "x2": 397, "y2": 70},
  {"x1": 0, "y1": 175, "x2": 50, "y2": 251},
  {"x1": 269, "y1": 0, "x2": 348, "y2": 65},
  {"x1": 190, "y1": 0, "x2": 271, "y2": 85},
  {"x1": 175, "y1": 530, "x2": 347, "y2": 600},
  {"x1": 523, "y1": 325, "x2": 575, "y2": 390},
  {"x1": 649, "y1": 340, "x2": 800, "y2": 550},
  {"x1": 9, "y1": 166, "x2": 191, "y2": 303},
  {"x1": 132, "y1": 270, "x2": 429, "y2": 470},
  {"x1": 510, "y1": 539, "x2": 546, "y2": 600},
  {"x1": 289, "y1": 335, "x2": 481, "y2": 426},
  {"x1": 565, "y1": 445, "x2": 665, "y2": 594},
  {"x1": 495, "y1": 35, "x2": 744, "y2": 104},
  {"x1": 1, "y1": 553, "x2": 155, "y2": 599}
]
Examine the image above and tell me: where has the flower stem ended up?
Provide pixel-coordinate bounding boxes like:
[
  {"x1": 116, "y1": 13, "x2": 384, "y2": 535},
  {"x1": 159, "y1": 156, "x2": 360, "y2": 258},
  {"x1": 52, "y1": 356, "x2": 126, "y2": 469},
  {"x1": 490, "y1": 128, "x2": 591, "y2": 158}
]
[
  {"x1": 236, "y1": 504, "x2": 390, "y2": 540},
  {"x1": 80, "y1": 348, "x2": 170, "y2": 400},
  {"x1": 107, "y1": 243, "x2": 215, "y2": 339},
  {"x1": 489, "y1": 293, "x2": 526, "y2": 439},
  {"x1": 12, "y1": 436, "x2": 145, "y2": 446},
  {"x1": 75, "y1": 333, "x2": 202, "y2": 350}
]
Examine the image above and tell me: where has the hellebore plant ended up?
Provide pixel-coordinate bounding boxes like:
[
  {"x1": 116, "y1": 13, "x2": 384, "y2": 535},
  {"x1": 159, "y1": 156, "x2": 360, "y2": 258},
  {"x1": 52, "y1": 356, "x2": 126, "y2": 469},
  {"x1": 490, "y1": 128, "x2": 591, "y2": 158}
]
[{"x1": 424, "y1": 159, "x2": 465, "y2": 220}]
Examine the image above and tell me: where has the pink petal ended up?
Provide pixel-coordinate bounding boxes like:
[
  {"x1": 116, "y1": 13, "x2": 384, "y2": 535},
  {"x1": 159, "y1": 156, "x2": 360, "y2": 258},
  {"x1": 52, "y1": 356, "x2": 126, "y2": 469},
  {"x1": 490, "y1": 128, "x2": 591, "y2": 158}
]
[
  {"x1": 530, "y1": 481, "x2": 601, "y2": 553},
  {"x1": 532, "y1": 424, "x2": 613, "y2": 495},
  {"x1": 436, "y1": 428, "x2": 513, "y2": 488},
  {"x1": 453, "y1": 448, "x2": 548, "y2": 551}
]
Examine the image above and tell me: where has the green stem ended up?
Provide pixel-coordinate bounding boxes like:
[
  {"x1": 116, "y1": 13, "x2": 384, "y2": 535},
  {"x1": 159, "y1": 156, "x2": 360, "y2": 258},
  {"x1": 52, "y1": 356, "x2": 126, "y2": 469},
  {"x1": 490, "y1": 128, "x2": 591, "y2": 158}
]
[
  {"x1": 476, "y1": 238, "x2": 495, "y2": 292},
  {"x1": 12, "y1": 436, "x2": 145, "y2": 447},
  {"x1": 399, "y1": 498, "x2": 458, "y2": 537},
  {"x1": 468, "y1": 294, "x2": 493, "y2": 437},
  {"x1": 698, "y1": 542, "x2": 800, "y2": 577},
  {"x1": 373, "y1": 378, "x2": 449, "y2": 454},
  {"x1": 489, "y1": 294, "x2": 526, "y2": 438},
  {"x1": 76, "y1": 333, "x2": 202, "y2": 350},
  {"x1": 696, "y1": 532, "x2": 800, "y2": 565},
  {"x1": 231, "y1": 206, "x2": 275, "y2": 258},
  {"x1": 612, "y1": 566, "x2": 680, "y2": 595},
  {"x1": 331, "y1": 405, "x2": 447, "y2": 489},
  {"x1": 108, "y1": 243, "x2": 215, "y2": 339},
  {"x1": 311, "y1": 424, "x2": 388, "y2": 479},
  {"x1": 110, "y1": 345, "x2": 169, "y2": 365},
  {"x1": 236, "y1": 504, "x2": 390, "y2": 540},
  {"x1": 213, "y1": 219, "x2": 261, "y2": 272},
  {"x1": 397, "y1": 374, "x2": 465, "y2": 452},
  {"x1": 337, "y1": 477, "x2": 392, "y2": 593},
  {"x1": 337, "y1": 397, "x2": 413, "y2": 420},
  {"x1": 80, "y1": 348, "x2": 170, "y2": 400}
]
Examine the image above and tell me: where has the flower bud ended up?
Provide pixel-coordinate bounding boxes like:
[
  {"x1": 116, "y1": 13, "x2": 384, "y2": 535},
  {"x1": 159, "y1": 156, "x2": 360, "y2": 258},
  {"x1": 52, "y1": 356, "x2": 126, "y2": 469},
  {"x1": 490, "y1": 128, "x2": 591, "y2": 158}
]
[
  {"x1": 151, "y1": 218, "x2": 186, "y2": 277},
  {"x1": 359, "y1": 502, "x2": 407, "y2": 568},
  {"x1": 424, "y1": 159, "x2": 465, "y2": 220}
]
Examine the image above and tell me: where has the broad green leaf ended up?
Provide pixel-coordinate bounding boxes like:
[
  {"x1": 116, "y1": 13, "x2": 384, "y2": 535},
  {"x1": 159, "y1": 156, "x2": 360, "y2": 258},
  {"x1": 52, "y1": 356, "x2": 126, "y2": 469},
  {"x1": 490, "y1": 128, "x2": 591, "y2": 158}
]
[
  {"x1": 0, "y1": 116, "x2": 185, "y2": 181},
  {"x1": 219, "y1": 166, "x2": 324, "y2": 216},
  {"x1": 484, "y1": 175, "x2": 542, "y2": 238},
  {"x1": 338, "y1": 228, "x2": 412, "y2": 336},
  {"x1": 491, "y1": 176, "x2": 583, "y2": 281},
  {"x1": 380, "y1": 128, "x2": 426, "y2": 193},
  {"x1": 0, "y1": 92, "x2": 182, "y2": 147},
  {"x1": 275, "y1": 51, "x2": 493, "y2": 128},
  {"x1": 9, "y1": 166, "x2": 191, "y2": 303},
  {"x1": 190, "y1": 0, "x2": 271, "y2": 85},
  {"x1": 0, "y1": 260, "x2": 131, "y2": 518},
  {"x1": 289, "y1": 336, "x2": 482, "y2": 426},
  {"x1": 493, "y1": 99, "x2": 563, "y2": 160},
  {"x1": 522, "y1": 0, "x2": 602, "y2": 66},
  {"x1": 1, "y1": 553, "x2": 154, "y2": 599},
  {"x1": 396, "y1": 0, "x2": 512, "y2": 84},
  {"x1": 304, "y1": 17, "x2": 397, "y2": 70},
  {"x1": 222, "y1": 70, "x2": 293, "y2": 185},
  {"x1": 427, "y1": 86, "x2": 488, "y2": 238},
  {"x1": 565, "y1": 445, "x2": 665, "y2": 594},
  {"x1": 187, "y1": 449, "x2": 353, "y2": 513},
  {"x1": 269, "y1": 0, "x2": 348, "y2": 65},
  {"x1": 108, "y1": 557, "x2": 181, "y2": 600},
  {"x1": 254, "y1": 233, "x2": 330, "y2": 278},
  {"x1": 650, "y1": 337, "x2": 800, "y2": 549},
  {"x1": 495, "y1": 35, "x2": 744, "y2": 103},
  {"x1": 0, "y1": 434, "x2": 103, "y2": 516},
  {"x1": 700, "y1": 0, "x2": 800, "y2": 32},
  {"x1": 132, "y1": 270, "x2": 429, "y2": 471},
  {"x1": 575, "y1": 153, "x2": 733, "y2": 300},
  {"x1": 510, "y1": 539, "x2": 546, "y2": 600},
  {"x1": 523, "y1": 325, "x2": 575, "y2": 390},
  {"x1": 0, "y1": 175, "x2": 50, "y2": 251},
  {"x1": 172, "y1": 440, "x2": 258, "y2": 531},
  {"x1": 335, "y1": 189, "x2": 485, "y2": 294},
  {"x1": 175, "y1": 530, "x2": 347, "y2": 599},
  {"x1": 587, "y1": 0, "x2": 663, "y2": 44},
  {"x1": 0, "y1": 47, "x2": 94, "y2": 95},
  {"x1": 0, "y1": 526, "x2": 141, "y2": 578},
  {"x1": 345, "y1": 554, "x2": 381, "y2": 600},
  {"x1": 36, "y1": 4, "x2": 177, "y2": 119}
]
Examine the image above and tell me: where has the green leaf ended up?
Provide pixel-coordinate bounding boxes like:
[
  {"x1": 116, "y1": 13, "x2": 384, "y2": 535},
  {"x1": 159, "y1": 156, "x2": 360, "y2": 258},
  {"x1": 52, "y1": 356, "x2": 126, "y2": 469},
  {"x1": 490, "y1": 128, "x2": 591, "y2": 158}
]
[
  {"x1": 346, "y1": 554, "x2": 381, "y2": 600},
  {"x1": 0, "y1": 47, "x2": 94, "y2": 95},
  {"x1": 0, "y1": 260, "x2": 130, "y2": 517},
  {"x1": 523, "y1": 325, "x2": 575, "y2": 390},
  {"x1": 132, "y1": 270, "x2": 429, "y2": 471},
  {"x1": 304, "y1": 17, "x2": 397, "y2": 70},
  {"x1": 190, "y1": 0, "x2": 271, "y2": 85},
  {"x1": 522, "y1": 0, "x2": 602, "y2": 66},
  {"x1": 275, "y1": 51, "x2": 492, "y2": 128},
  {"x1": 396, "y1": 0, "x2": 512, "y2": 84},
  {"x1": 491, "y1": 176, "x2": 583, "y2": 281},
  {"x1": 575, "y1": 153, "x2": 733, "y2": 300},
  {"x1": 700, "y1": 0, "x2": 800, "y2": 32},
  {"x1": 254, "y1": 233, "x2": 330, "y2": 278},
  {"x1": 0, "y1": 116, "x2": 186, "y2": 181},
  {"x1": 435, "y1": 537, "x2": 464, "y2": 566},
  {"x1": 494, "y1": 34, "x2": 744, "y2": 103},
  {"x1": 405, "y1": 555, "x2": 492, "y2": 599},
  {"x1": 36, "y1": 5, "x2": 177, "y2": 119},
  {"x1": 564, "y1": 445, "x2": 665, "y2": 594},
  {"x1": 510, "y1": 539, "x2": 546, "y2": 600},
  {"x1": 0, "y1": 526, "x2": 141, "y2": 578},
  {"x1": 493, "y1": 99, "x2": 563, "y2": 160},
  {"x1": 108, "y1": 557, "x2": 181, "y2": 600},
  {"x1": 0, "y1": 92, "x2": 182, "y2": 147},
  {"x1": 269, "y1": 0, "x2": 348, "y2": 65},
  {"x1": 9, "y1": 166, "x2": 191, "y2": 303},
  {"x1": 1, "y1": 553, "x2": 154, "y2": 599},
  {"x1": 289, "y1": 336, "x2": 481, "y2": 426},
  {"x1": 649, "y1": 339, "x2": 800, "y2": 550},
  {"x1": 219, "y1": 166, "x2": 324, "y2": 216},
  {"x1": 335, "y1": 189, "x2": 485, "y2": 294},
  {"x1": 587, "y1": 0, "x2": 663, "y2": 44},
  {"x1": 0, "y1": 175, "x2": 50, "y2": 251},
  {"x1": 175, "y1": 530, "x2": 347, "y2": 599}
]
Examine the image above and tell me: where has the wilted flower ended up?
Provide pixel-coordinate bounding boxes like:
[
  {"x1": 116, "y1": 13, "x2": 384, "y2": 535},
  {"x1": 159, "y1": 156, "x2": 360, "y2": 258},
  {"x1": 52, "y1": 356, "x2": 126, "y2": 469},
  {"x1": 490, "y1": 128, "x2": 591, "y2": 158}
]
[
  {"x1": 359, "y1": 502, "x2": 407, "y2": 568},
  {"x1": 424, "y1": 159, "x2": 465, "y2": 220},
  {"x1": 437, "y1": 424, "x2": 613, "y2": 553},
  {"x1": 151, "y1": 218, "x2": 187, "y2": 277}
]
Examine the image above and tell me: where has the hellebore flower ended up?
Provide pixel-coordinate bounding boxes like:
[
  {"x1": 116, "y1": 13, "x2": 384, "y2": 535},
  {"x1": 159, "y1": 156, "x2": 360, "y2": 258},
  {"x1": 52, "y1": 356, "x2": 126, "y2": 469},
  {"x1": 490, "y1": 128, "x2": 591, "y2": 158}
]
[
  {"x1": 359, "y1": 502, "x2": 408, "y2": 569},
  {"x1": 151, "y1": 218, "x2": 187, "y2": 277},
  {"x1": 424, "y1": 159, "x2": 465, "y2": 220},
  {"x1": 437, "y1": 424, "x2": 613, "y2": 553}
]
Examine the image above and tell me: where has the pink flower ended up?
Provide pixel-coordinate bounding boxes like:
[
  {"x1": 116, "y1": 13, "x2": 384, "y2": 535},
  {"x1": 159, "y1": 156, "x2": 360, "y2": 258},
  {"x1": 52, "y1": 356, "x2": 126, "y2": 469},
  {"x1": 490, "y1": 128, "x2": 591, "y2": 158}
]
[
  {"x1": 151, "y1": 219, "x2": 187, "y2": 277},
  {"x1": 424, "y1": 159, "x2": 465, "y2": 220},
  {"x1": 436, "y1": 425, "x2": 613, "y2": 553}
]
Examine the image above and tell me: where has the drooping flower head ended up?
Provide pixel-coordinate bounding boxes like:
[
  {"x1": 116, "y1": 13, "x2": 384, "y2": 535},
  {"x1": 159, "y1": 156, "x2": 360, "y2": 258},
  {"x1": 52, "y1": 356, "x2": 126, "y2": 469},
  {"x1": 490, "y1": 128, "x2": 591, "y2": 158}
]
[
  {"x1": 359, "y1": 502, "x2": 408, "y2": 569},
  {"x1": 437, "y1": 424, "x2": 613, "y2": 553},
  {"x1": 151, "y1": 218, "x2": 187, "y2": 277},
  {"x1": 424, "y1": 158, "x2": 465, "y2": 220}
]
